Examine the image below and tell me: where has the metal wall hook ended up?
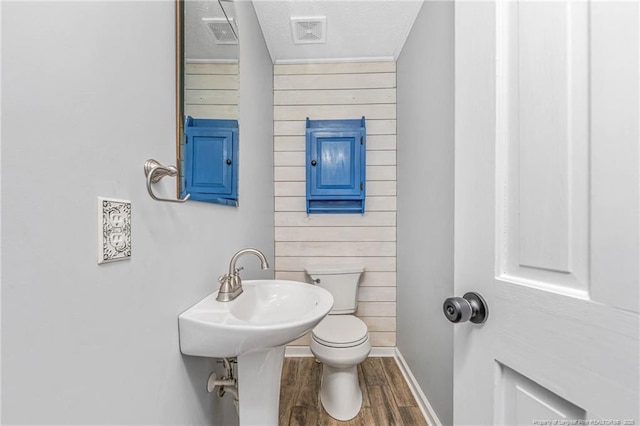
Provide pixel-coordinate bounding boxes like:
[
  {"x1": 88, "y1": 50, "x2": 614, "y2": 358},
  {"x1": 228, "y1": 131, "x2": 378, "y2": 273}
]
[{"x1": 144, "y1": 159, "x2": 190, "y2": 203}]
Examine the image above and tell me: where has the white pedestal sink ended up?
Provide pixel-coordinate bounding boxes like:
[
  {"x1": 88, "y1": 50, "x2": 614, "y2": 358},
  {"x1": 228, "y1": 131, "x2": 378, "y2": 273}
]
[{"x1": 178, "y1": 280, "x2": 333, "y2": 425}]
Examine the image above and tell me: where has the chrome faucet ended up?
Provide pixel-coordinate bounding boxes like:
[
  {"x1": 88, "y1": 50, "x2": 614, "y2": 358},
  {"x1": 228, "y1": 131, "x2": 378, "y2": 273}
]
[{"x1": 216, "y1": 248, "x2": 269, "y2": 302}]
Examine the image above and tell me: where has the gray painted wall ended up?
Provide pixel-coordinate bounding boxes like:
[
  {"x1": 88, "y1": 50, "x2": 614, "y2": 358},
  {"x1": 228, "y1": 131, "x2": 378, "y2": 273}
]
[
  {"x1": 1, "y1": 1, "x2": 272, "y2": 425},
  {"x1": 396, "y1": 2, "x2": 455, "y2": 425}
]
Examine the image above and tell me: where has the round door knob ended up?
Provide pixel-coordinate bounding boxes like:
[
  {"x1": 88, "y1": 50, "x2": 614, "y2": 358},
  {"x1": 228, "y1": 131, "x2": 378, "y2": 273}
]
[
  {"x1": 443, "y1": 292, "x2": 488, "y2": 324},
  {"x1": 226, "y1": 159, "x2": 232, "y2": 165},
  {"x1": 311, "y1": 160, "x2": 317, "y2": 166}
]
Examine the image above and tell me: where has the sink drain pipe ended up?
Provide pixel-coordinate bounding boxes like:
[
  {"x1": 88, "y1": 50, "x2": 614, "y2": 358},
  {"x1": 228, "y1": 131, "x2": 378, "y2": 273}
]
[{"x1": 207, "y1": 358, "x2": 239, "y2": 415}]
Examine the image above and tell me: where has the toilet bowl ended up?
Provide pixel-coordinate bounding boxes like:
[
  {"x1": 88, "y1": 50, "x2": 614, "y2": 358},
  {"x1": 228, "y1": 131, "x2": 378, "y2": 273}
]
[
  {"x1": 305, "y1": 267, "x2": 370, "y2": 421},
  {"x1": 310, "y1": 315, "x2": 371, "y2": 420}
]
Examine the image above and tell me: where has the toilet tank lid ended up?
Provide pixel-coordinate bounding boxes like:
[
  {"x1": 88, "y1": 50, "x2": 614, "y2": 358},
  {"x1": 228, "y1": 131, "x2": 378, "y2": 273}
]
[{"x1": 304, "y1": 266, "x2": 364, "y2": 275}]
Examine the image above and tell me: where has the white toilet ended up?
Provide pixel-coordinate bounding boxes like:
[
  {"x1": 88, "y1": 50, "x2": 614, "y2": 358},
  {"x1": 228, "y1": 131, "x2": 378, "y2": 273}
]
[{"x1": 305, "y1": 267, "x2": 371, "y2": 421}]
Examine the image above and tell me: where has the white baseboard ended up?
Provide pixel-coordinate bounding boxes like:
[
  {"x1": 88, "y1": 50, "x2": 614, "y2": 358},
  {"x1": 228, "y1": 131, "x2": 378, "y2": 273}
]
[
  {"x1": 370, "y1": 346, "x2": 396, "y2": 357},
  {"x1": 284, "y1": 346, "x2": 313, "y2": 357},
  {"x1": 394, "y1": 348, "x2": 443, "y2": 426},
  {"x1": 285, "y1": 346, "x2": 396, "y2": 357}
]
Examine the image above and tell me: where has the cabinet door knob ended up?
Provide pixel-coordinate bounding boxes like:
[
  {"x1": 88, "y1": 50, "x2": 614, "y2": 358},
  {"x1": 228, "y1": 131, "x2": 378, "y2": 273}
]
[
  {"x1": 311, "y1": 160, "x2": 317, "y2": 166},
  {"x1": 226, "y1": 159, "x2": 232, "y2": 165}
]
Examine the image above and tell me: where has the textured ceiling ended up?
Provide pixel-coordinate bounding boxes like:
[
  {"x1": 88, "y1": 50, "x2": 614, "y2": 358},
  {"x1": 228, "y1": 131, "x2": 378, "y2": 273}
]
[
  {"x1": 252, "y1": 0, "x2": 424, "y2": 63},
  {"x1": 185, "y1": 0, "x2": 238, "y2": 61}
]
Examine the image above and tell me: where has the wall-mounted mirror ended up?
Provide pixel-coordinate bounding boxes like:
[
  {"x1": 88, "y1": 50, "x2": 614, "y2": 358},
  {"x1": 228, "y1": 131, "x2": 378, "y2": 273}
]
[{"x1": 176, "y1": 0, "x2": 240, "y2": 206}]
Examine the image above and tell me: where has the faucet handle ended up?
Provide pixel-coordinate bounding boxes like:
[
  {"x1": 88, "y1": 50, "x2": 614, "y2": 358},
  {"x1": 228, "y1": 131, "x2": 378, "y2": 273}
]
[{"x1": 217, "y1": 274, "x2": 234, "y2": 295}]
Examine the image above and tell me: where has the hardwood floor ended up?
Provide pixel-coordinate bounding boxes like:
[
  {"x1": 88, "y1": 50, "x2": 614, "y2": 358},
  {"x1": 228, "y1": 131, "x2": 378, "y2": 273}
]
[{"x1": 279, "y1": 357, "x2": 428, "y2": 426}]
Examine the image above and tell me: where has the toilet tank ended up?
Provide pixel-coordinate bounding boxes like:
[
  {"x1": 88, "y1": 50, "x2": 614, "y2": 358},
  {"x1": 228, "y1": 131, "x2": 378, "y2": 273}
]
[{"x1": 304, "y1": 267, "x2": 364, "y2": 314}]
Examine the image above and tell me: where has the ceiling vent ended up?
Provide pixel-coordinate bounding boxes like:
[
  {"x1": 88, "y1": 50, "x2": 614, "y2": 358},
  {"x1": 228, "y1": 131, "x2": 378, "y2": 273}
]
[
  {"x1": 202, "y1": 18, "x2": 238, "y2": 45},
  {"x1": 290, "y1": 17, "x2": 326, "y2": 44}
]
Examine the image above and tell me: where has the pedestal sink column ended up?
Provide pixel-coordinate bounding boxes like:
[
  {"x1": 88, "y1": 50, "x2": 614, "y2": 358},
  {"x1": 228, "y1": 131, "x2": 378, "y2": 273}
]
[{"x1": 237, "y1": 345, "x2": 286, "y2": 426}]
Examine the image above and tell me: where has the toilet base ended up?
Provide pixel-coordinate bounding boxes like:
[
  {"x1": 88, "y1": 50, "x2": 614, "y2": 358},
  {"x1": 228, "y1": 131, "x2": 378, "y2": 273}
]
[{"x1": 319, "y1": 364, "x2": 363, "y2": 421}]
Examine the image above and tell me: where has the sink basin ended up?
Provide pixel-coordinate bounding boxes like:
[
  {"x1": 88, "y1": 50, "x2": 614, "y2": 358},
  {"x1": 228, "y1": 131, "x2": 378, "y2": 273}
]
[
  {"x1": 178, "y1": 279, "x2": 334, "y2": 358},
  {"x1": 179, "y1": 279, "x2": 333, "y2": 425}
]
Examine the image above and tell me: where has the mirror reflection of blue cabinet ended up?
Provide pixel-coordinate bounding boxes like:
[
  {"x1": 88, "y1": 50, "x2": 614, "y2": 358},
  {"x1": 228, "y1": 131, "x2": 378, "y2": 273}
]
[
  {"x1": 182, "y1": 116, "x2": 238, "y2": 206},
  {"x1": 306, "y1": 117, "x2": 366, "y2": 214}
]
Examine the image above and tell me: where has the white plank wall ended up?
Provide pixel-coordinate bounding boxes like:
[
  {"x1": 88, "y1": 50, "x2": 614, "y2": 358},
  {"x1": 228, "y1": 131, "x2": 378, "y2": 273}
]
[
  {"x1": 184, "y1": 62, "x2": 239, "y2": 119},
  {"x1": 273, "y1": 61, "x2": 397, "y2": 347}
]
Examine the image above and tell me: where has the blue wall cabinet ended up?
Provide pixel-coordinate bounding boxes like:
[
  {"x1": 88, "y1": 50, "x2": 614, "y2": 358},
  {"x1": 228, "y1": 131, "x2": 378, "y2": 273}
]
[
  {"x1": 183, "y1": 117, "x2": 238, "y2": 206},
  {"x1": 306, "y1": 117, "x2": 366, "y2": 214}
]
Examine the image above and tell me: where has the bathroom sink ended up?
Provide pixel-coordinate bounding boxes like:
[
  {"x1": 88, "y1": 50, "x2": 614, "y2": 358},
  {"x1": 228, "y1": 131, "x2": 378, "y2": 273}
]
[{"x1": 178, "y1": 280, "x2": 334, "y2": 358}]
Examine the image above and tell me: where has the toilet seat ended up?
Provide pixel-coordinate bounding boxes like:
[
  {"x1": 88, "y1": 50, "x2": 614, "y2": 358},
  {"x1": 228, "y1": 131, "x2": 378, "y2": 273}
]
[{"x1": 312, "y1": 315, "x2": 368, "y2": 348}]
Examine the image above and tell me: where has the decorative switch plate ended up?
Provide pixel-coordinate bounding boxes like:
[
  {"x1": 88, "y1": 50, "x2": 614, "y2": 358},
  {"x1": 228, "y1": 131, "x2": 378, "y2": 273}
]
[{"x1": 97, "y1": 197, "x2": 131, "y2": 264}]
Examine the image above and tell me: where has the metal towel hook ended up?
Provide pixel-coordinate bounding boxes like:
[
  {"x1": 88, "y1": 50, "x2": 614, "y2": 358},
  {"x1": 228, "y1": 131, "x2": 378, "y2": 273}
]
[{"x1": 144, "y1": 159, "x2": 191, "y2": 203}]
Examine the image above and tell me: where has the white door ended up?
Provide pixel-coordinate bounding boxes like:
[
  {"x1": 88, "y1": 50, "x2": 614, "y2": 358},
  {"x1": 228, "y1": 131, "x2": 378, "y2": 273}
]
[{"x1": 453, "y1": 1, "x2": 639, "y2": 424}]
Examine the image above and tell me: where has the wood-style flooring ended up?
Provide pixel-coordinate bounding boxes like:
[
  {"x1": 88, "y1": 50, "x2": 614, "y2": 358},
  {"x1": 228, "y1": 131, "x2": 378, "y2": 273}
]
[{"x1": 279, "y1": 357, "x2": 428, "y2": 426}]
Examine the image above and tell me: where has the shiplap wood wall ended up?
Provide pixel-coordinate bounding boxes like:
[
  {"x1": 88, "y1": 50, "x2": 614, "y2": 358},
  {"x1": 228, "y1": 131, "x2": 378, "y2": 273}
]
[
  {"x1": 273, "y1": 61, "x2": 397, "y2": 347},
  {"x1": 184, "y1": 62, "x2": 239, "y2": 119},
  {"x1": 180, "y1": 62, "x2": 240, "y2": 185}
]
